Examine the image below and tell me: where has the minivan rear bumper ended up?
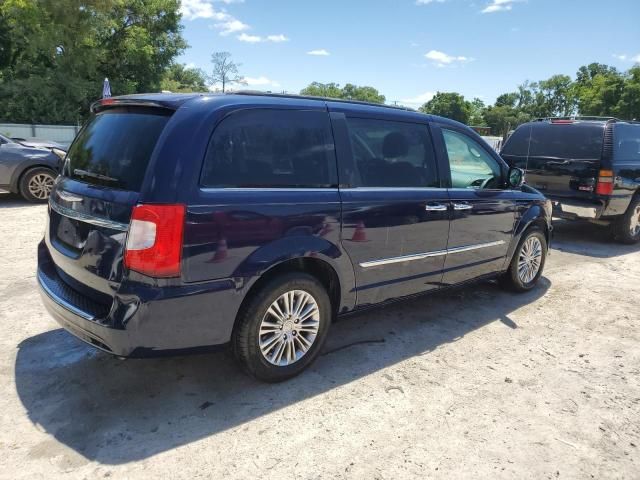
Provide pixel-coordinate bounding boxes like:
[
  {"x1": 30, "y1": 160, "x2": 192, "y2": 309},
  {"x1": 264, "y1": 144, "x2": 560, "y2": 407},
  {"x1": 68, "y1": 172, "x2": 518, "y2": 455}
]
[{"x1": 37, "y1": 241, "x2": 244, "y2": 357}]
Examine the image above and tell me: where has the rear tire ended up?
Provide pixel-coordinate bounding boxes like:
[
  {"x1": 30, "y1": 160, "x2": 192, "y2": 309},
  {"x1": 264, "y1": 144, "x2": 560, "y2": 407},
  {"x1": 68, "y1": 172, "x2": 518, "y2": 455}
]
[
  {"x1": 499, "y1": 227, "x2": 547, "y2": 293},
  {"x1": 19, "y1": 167, "x2": 56, "y2": 203},
  {"x1": 613, "y1": 196, "x2": 640, "y2": 244},
  {"x1": 232, "y1": 272, "x2": 332, "y2": 382}
]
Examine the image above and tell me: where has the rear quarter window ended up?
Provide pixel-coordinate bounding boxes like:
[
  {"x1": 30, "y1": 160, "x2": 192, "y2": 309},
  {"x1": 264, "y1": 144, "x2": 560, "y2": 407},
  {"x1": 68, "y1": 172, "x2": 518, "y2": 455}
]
[
  {"x1": 201, "y1": 109, "x2": 337, "y2": 188},
  {"x1": 64, "y1": 108, "x2": 170, "y2": 191},
  {"x1": 501, "y1": 126, "x2": 530, "y2": 157},
  {"x1": 614, "y1": 124, "x2": 640, "y2": 162}
]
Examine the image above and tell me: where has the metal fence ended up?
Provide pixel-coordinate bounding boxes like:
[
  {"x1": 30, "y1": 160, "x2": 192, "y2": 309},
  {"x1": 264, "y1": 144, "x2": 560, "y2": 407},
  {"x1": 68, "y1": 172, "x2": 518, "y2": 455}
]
[{"x1": 0, "y1": 123, "x2": 80, "y2": 144}]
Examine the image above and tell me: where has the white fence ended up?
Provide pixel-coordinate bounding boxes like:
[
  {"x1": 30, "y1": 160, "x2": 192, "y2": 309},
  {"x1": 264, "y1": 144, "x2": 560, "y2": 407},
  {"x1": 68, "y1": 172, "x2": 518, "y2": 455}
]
[
  {"x1": 0, "y1": 123, "x2": 79, "y2": 144},
  {"x1": 481, "y1": 135, "x2": 504, "y2": 152}
]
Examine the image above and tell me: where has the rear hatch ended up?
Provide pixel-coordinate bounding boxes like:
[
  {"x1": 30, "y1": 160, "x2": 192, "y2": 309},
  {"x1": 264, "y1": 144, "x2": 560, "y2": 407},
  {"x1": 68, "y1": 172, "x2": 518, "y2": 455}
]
[
  {"x1": 502, "y1": 121, "x2": 605, "y2": 199},
  {"x1": 45, "y1": 106, "x2": 172, "y2": 303}
]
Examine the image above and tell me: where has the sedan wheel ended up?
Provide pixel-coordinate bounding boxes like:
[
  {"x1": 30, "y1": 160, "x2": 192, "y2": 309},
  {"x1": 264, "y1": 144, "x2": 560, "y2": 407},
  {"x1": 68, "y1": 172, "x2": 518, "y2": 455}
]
[{"x1": 28, "y1": 172, "x2": 55, "y2": 200}]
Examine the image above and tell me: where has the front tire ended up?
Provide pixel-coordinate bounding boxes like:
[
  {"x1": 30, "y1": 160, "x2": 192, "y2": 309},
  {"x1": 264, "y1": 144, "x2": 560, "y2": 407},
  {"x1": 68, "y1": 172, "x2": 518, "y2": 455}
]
[
  {"x1": 613, "y1": 196, "x2": 640, "y2": 244},
  {"x1": 233, "y1": 273, "x2": 332, "y2": 382},
  {"x1": 500, "y1": 228, "x2": 547, "y2": 292},
  {"x1": 19, "y1": 167, "x2": 56, "y2": 203}
]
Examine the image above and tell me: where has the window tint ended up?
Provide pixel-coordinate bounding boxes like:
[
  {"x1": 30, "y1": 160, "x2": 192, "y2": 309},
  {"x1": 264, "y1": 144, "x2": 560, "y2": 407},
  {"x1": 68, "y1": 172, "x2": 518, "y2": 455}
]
[
  {"x1": 346, "y1": 117, "x2": 438, "y2": 188},
  {"x1": 201, "y1": 109, "x2": 336, "y2": 188},
  {"x1": 442, "y1": 129, "x2": 502, "y2": 189},
  {"x1": 614, "y1": 124, "x2": 640, "y2": 162},
  {"x1": 64, "y1": 109, "x2": 170, "y2": 191},
  {"x1": 529, "y1": 124, "x2": 603, "y2": 159},
  {"x1": 501, "y1": 126, "x2": 530, "y2": 157}
]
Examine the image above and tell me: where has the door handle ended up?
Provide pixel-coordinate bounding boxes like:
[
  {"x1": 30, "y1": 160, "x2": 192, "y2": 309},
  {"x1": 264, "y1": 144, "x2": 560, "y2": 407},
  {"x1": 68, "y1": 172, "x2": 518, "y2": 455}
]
[
  {"x1": 425, "y1": 203, "x2": 448, "y2": 212},
  {"x1": 453, "y1": 202, "x2": 473, "y2": 211}
]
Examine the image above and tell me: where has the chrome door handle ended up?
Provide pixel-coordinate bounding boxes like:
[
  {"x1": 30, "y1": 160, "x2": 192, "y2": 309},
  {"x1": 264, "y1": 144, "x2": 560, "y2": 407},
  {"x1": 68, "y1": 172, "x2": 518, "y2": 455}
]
[
  {"x1": 453, "y1": 203, "x2": 473, "y2": 211},
  {"x1": 425, "y1": 203, "x2": 448, "y2": 212}
]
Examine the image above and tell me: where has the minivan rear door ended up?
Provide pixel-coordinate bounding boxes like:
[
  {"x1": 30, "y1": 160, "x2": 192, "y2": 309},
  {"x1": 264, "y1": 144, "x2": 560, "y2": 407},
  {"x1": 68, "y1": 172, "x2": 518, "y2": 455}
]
[
  {"x1": 46, "y1": 106, "x2": 172, "y2": 300},
  {"x1": 329, "y1": 108, "x2": 451, "y2": 306},
  {"x1": 502, "y1": 122, "x2": 604, "y2": 199}
]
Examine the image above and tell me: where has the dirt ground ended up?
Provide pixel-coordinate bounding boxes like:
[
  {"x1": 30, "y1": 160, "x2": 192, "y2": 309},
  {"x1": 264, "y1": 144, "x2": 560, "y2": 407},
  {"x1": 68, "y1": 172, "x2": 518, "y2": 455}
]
[{"x1": 0, "y1": 194, "x2": 638, "y2": 479}]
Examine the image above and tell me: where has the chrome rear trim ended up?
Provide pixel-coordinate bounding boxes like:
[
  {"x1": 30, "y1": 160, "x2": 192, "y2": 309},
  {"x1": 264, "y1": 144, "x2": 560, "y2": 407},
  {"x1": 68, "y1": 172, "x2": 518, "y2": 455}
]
[{"x1": 50, "y1": 201, "x2": 129, "y2": 231}]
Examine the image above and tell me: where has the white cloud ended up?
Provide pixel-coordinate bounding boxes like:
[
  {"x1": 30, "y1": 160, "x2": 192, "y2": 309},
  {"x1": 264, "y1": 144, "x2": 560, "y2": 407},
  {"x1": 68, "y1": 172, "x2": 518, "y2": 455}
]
[
  {"x1": 307, "y1": 49, "x2": 330, "y2": 56},
  {"x1": 180, "y1": 0, "x2": 217, "y2": 20},
  {"x1": 237, "y1": 33, "x2": 289, "y2": 43},
  {"x1": 613, "y1": 53, "x2": 640, "y2": 63},
  {"x1": 266, "y1": 34, "x2": 289, "y2": 42},
  {"x1": 415, "y1": 0, "x2": 446, "y2": 4},
  {"x1": 237, "y1": 33, "x2": 262, "y2": 43},
  {"x1": 244, "y1": 76, "x2": 281, "y2": 87},
  {"x1": 217, "y1": 18, "x2": 250, "y2": 35},
  {"x1": 481, "y1": 0, "x2": 520, "y2": 14},
  {"x1": 400, "y1": 91, "x2": 436, "y2": 107},
  {"x1": 425, "y1": 49, "x2": 471, "y2": 67}
]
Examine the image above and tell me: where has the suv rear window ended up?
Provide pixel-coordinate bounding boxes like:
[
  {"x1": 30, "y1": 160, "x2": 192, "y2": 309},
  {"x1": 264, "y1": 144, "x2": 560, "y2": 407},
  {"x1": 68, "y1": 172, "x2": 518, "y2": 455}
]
[
  {"x1": 529, "y1": 124, "x2": 604, "y2": 159},
  {"x1": 201, "y1": 109, "x2": 337, "y2": 188},
  {"x1": 64, "y1": 108, "x2": 170, "y2": 191},
  {"x1": 614, "y1": 124, "x2": 640, "y2": 162}
]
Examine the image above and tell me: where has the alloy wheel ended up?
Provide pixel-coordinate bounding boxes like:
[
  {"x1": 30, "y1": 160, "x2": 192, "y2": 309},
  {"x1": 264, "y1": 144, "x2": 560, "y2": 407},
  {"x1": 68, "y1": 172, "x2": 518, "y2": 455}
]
[
  {"x1": 28, "y1": 173, "x2": 55, "y2": 200},
  {"x1": 629, "y1": 205, "x2": 640, "y2": 237},
  {"x1": 259, "y1": 290, "x2": 320, "y2": 366},
  {"x1": 518, "y1": 236, "x2": 543, "y2": 284}
]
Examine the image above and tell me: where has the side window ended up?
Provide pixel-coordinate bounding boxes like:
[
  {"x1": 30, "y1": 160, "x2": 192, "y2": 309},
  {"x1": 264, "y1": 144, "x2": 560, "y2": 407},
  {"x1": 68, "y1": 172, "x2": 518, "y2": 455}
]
[
  {"x1": 442, "y1": 129, "x2": 502, "y2": 189},
  {"x1": 346, "y1": 117, "x2": 438, "y2": 188},
  {"x1": 614, "y1": 124, "x2": 640, "y2": 162},
  {"x1": 201, "y1": 109, "x2": 337, "y2": 188}
]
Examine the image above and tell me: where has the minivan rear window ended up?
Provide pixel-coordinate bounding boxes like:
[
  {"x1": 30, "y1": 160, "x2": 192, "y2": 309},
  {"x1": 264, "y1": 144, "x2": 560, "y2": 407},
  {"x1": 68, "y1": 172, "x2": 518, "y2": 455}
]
[
  {"x1": 529, "y1": 124, "x2": 603, "y2": 159},
  {"x1": 64, "y1": 108, "x2": 170, "y2": 191},
  {"x1": 201, "y1": 109, "x2": 337, "y2": 188}
]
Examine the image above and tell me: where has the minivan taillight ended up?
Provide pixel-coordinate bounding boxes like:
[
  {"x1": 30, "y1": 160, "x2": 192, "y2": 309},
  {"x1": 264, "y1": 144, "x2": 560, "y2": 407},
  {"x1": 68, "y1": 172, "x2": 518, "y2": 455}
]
[
  {"x1": 124, "y1": 204, "x2": 186, "y2": 278},
  {"x1": 595, "y1": 169, "x2": 614, "y2": 196}
]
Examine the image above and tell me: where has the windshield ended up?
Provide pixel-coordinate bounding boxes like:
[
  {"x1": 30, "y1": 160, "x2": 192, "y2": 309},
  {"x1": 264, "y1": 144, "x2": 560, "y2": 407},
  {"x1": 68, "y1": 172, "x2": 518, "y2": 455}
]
[{"x1": 64, "y1": 108, "x2": 170, "y2": 191}]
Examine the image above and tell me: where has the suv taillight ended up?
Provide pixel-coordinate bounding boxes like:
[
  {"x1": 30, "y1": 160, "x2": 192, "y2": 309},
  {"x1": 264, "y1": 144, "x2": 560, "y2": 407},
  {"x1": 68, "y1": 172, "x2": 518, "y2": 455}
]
[
  {"x1": 124, "y1": 204, "x2": 186, "y2": 278},
  {"x1": 595, "y1": 169, "x2": 614, "y2": 196}
]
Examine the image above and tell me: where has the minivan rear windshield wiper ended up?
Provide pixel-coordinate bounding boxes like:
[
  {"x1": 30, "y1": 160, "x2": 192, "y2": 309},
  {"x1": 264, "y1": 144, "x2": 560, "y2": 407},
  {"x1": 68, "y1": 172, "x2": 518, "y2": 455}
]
[{"x1": 73, "y1": 169, "x2": 120, "y2": 184}]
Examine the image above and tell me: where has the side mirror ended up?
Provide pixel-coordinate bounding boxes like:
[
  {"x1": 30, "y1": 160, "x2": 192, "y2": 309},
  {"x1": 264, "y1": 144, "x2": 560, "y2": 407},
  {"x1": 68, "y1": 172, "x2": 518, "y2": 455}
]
[{"x1": 508, "y1": 167, "x2": 525, "y2": 189}]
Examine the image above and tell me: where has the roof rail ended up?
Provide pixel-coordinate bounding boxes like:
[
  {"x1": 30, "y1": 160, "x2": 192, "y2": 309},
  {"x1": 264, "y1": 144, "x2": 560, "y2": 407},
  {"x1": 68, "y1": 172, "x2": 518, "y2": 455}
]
[
  {"x1": 231, "y1": 90, "x2": 418, "y2": 112},
  {"x1": 534, "y1": 116, "x2": 619, "y2": 122}
]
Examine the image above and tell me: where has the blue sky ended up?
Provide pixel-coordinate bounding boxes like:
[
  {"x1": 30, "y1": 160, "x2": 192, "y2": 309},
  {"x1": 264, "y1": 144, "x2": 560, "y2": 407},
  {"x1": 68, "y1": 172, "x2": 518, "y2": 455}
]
[{"x1": 178, "y1": 0, "x2": 640, "y2": 107}]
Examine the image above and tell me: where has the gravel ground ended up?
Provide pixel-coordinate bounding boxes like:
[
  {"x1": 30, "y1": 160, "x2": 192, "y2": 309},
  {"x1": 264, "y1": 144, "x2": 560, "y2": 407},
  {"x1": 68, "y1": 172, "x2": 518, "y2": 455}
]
[{"x1": 0, "y1": 194, "x2": 638, "y2": 479}]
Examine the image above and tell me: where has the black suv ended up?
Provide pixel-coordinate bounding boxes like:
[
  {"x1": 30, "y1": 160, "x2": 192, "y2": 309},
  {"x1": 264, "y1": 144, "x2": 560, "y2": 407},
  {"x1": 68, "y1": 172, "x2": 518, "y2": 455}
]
[
  {"x1": 38, "y1": 93, "x2": 551, "y2": 381},
  {"x1": 501, "y1": 117, "x2": 640, "y2": 243}
]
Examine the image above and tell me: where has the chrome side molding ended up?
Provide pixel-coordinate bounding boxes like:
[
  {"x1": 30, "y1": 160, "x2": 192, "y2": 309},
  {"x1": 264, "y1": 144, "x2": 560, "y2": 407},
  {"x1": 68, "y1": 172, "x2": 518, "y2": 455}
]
[{"x1": 359, "y1": 240, "x2": 506, "y2": 268}]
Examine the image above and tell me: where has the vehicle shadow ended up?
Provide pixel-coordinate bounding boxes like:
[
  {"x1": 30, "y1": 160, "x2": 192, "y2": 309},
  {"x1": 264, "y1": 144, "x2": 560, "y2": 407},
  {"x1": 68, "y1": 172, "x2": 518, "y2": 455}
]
[
  {"x1": 0, "y1": 193, "x2": 37, "y2": 208},
  {"x1": 15, "y1": 278, "x2": 550, "y2": 465},
  {"x1": 551, "y1": 219, "x2": 640, "y2": 258}
]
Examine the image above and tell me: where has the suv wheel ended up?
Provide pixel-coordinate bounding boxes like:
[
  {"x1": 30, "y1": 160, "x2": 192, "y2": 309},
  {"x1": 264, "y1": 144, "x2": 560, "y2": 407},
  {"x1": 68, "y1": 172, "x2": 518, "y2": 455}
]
[
  {"x1": 233, "y1": 272, "x2": 331, "y2": 382},
  {"x1": 614, "y1": 196, "x2": 640, "y2": 244},
  {"x1": 499, "y1": 227, "x2": 547, "y2": 292},
  {"x1": 19, "y1": 167, "x2": 56, "y2": 203}
]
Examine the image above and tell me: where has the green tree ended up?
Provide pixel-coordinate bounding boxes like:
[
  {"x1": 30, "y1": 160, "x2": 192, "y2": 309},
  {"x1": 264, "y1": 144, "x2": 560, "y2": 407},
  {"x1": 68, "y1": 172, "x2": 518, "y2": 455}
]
[
  {"x1": 0, "y1": 0, "x2": 187, "y2": 124},
  {"x1": 614, "y1": 66, "x2": 640, "y2": 120},
  {"x1": 419, "y1": 92, "x2": 471, "y2": 124},
  {"x1": 574, "y1": 63, "x2": 624, "y2": 117},
  {"x1": 161, "y1": 63, "x2": 208, "y2": 92},
  {"x1": 299, "y1": 82, "x2": 385, "y2": 103},
  {"x1": 209, "y1": 51, "x2": 245, "y2": 92},
  {"x1": 468, "y1": 97, "x2": 487, "y2": 126}
]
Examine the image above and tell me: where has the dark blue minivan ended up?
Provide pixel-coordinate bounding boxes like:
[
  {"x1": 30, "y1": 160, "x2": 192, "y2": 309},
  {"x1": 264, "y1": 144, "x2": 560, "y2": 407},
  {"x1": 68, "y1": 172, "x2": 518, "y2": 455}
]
[{"x1": 38, "y1": 92, "x2": 552, "y2": 381}]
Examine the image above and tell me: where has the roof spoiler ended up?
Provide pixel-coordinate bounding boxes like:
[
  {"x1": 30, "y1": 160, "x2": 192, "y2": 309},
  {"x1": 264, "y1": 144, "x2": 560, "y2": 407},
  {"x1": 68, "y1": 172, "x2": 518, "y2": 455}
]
[{"x1": 90, "y1": 98, "x2": 178, "y2": 114}]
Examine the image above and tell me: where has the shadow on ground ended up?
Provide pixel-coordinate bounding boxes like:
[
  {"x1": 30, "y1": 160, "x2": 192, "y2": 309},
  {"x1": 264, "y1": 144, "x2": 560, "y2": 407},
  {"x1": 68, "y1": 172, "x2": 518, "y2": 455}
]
[
  {"x1": 15, "y1": 278, "x2": 549, "y2": 465},
  {"x1": 551, "y1": 219, "x2": 640, "y2": 258},
  {"x1": 0, "y1": 193, "x2": 38, "y2": 209}
]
